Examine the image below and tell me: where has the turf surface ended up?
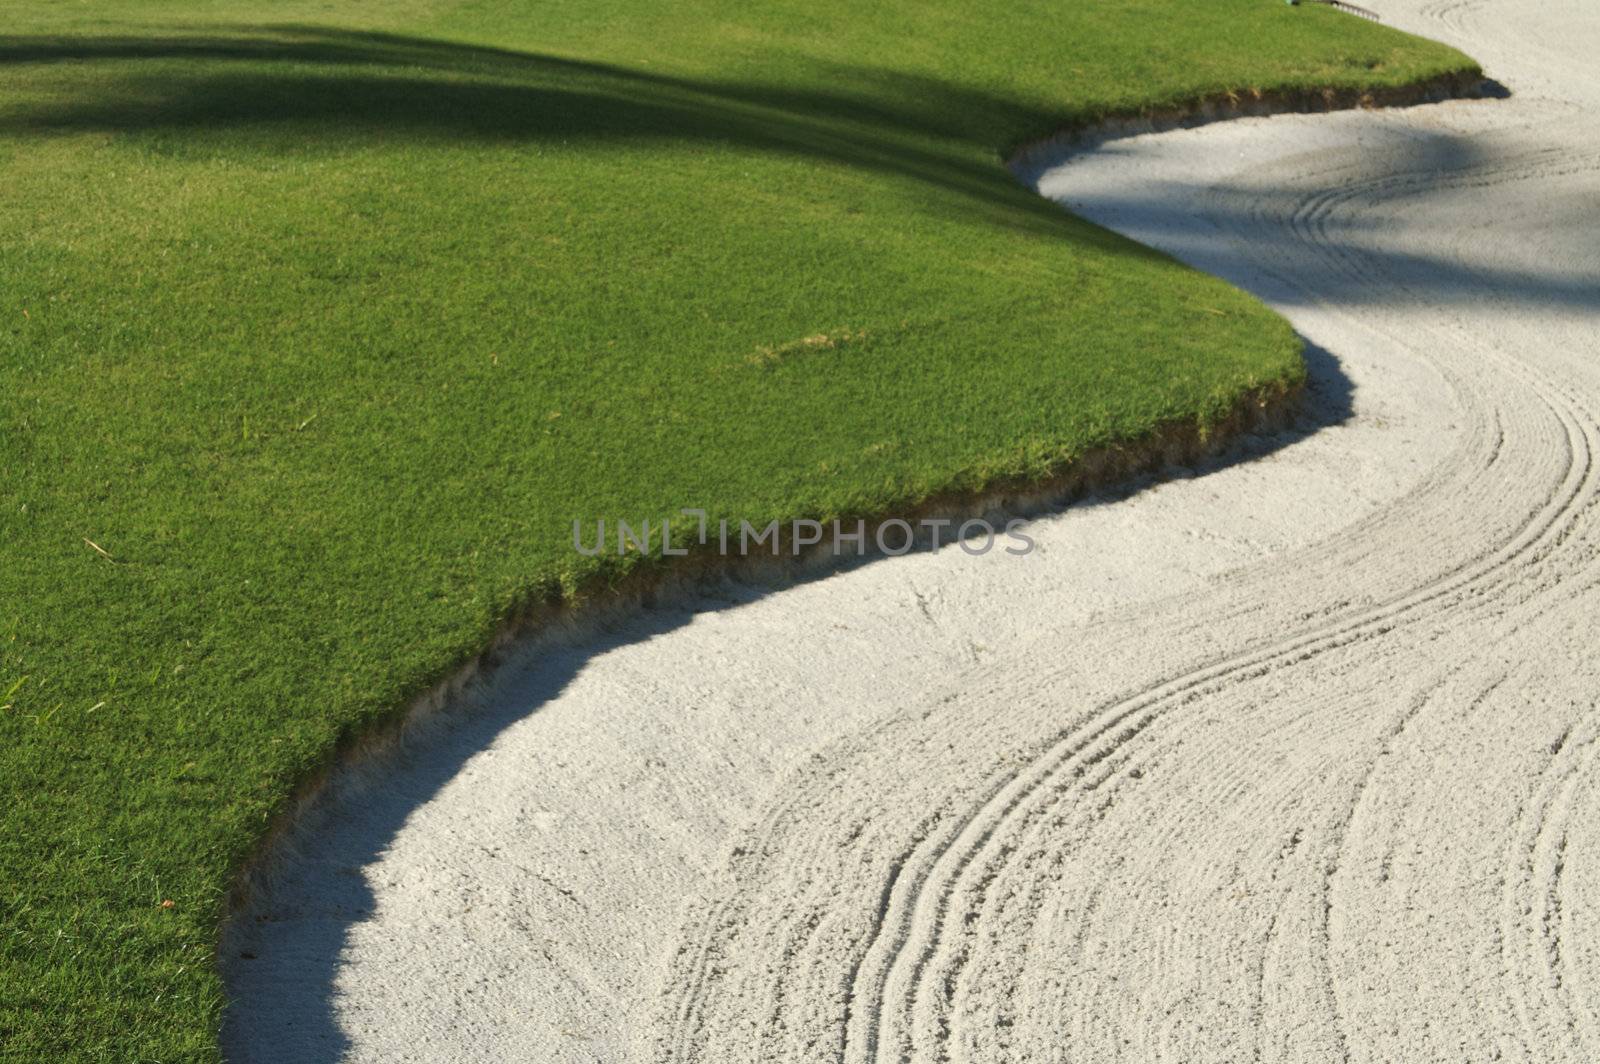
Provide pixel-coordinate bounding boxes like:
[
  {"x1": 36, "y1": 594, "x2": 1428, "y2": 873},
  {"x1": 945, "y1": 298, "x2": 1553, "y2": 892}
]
[{"x1": 0, "y1": 1, "x2": 1473, "y2": 1058}]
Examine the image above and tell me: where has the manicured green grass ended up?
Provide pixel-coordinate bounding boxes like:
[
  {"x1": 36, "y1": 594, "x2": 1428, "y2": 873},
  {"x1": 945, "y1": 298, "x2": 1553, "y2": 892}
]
[{"x1": 0, "y1": 1, "x2": 1473, "y2": 1058}]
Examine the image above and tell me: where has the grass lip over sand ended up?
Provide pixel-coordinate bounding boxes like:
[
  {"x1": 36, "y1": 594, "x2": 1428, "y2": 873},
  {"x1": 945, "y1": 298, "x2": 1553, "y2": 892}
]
[
  {"x1": 1007, "y1": 65, "x2": 1491, "y2": 169},
  {"x1": 0, "y1": 4, "x2": 1478, "y2": 1059},
  {"x1": 225, "y1": 373, "x2": 1298, "y2": 926}
]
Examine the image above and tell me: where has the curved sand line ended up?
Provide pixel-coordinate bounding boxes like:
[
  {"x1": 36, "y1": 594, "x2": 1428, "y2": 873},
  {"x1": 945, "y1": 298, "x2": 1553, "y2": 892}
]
[{"x1": 224, "y1": 1, "x2": 1600, "y2": 1059}]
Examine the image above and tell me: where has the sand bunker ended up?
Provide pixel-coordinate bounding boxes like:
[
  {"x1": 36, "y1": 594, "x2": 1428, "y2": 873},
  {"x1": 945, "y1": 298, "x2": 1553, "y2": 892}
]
[{"x1": 225, "y1": 0, "x2": 1600, "y2": 1059}]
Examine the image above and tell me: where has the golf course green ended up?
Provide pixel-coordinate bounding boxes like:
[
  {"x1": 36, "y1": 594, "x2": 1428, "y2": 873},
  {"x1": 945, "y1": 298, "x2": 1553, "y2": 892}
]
[{"x1": 0, "y1": 1, "x2": 1474, "y2": 1058}]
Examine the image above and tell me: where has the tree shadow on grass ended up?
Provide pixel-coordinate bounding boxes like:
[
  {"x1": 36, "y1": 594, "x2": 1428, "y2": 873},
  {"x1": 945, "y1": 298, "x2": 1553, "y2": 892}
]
[
  {"x1": 0, "y1": 25, "x2": 1064, "y2": 142},
  {"x1": 4, "y1": 27, "x2": 1576, "y2": 309},
  {"x1": 0, "y1": 25, "x2": 1108, "y2": 245}
]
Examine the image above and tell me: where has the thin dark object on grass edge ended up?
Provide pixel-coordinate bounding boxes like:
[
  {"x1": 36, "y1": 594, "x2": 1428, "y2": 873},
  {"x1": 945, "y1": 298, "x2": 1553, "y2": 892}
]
[{"x1": 1290, "y1": 0, "x2": 1382, "y2": 22}]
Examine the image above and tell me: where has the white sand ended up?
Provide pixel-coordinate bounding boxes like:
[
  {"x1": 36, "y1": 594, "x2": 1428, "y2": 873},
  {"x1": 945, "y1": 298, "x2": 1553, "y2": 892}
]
[{"x1": 224, "y1": 1, "x2": 1600, "y2": 1059}]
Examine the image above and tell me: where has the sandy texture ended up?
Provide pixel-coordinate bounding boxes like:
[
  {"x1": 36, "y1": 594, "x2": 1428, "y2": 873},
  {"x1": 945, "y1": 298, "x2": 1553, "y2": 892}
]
[{"x1": 224, "y1": 1, "x2": 1600, "y2": 1060}]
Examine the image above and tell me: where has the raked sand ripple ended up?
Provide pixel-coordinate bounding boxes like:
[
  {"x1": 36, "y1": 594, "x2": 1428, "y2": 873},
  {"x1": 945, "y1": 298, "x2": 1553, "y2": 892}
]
[{"x1": 224, "y1": 0, "x2": 1600, "y2": 1059}]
